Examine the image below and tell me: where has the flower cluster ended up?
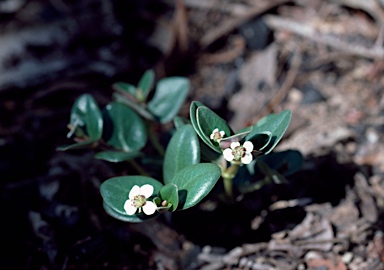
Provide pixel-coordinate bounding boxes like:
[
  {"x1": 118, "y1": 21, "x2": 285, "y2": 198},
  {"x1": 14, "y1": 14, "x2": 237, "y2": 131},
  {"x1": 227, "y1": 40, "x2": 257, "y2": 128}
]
[
  {"x1": 124, "y1": 184, "x2": 157, "y2": 215},
  {"x1": 223, "y1": 141, "x2": 254, "y2": 164}
]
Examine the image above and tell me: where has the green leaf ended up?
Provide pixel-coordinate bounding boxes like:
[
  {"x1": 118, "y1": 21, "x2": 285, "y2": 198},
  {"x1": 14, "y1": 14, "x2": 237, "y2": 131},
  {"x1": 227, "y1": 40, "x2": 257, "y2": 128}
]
[
  {"x1": 103, "y1": 202, "x2": 158, "y2": 223},
  {"x1": 159, "y1": 184, "x2": 179, "y2": 212},
  {"x1": 170, "y1": 163, "x2": 221, "y2": 210},
  {"x1": 137, "y1": 69, "x2": 155, "y2": 102},
  {"x1": 173, "y1": 116, "x2": 190, "y2": 130},
  {"x1": 113, "y1": 92, "x2": 155, "y2": 121},
  {"x1": 70, "y1": 94, "x2": 103, "y2": 140},
  {"x1": 147, "y1": 77, "x2": 190, "y2": 123},
  {"x1": 255, "y1": 150, "x2": 303, "y2": 176},
  {"x1": 196, "y1": 106, "x2": 233, "y2": 152},
  {"x1": 100, "y1": 176, "x2": 163, "y2": 220},
  {"x1": 112, "y1": 82, "x2": 137, "y2": 97},
  {"x1": 104, "y1": 102, "x2": 147, "y2": 152},
  {"x1": 163, "y1": 124, "x2": 200, "y2": 183},
  {"x1": 189, "y1": 101, "x2": 207, "y2": 139},
  {"x1": 56, "y1": 139, "x2": 97, "y2": 151},
  {"x1": 95, "y1": 150, "x2": 142, "y2": 163},
  {"x1": 249, "y1": 131, "x2": 272, "y2": 151},
  {"x1": 245, "y1": 110, "x2": 291, "y2": 154}
]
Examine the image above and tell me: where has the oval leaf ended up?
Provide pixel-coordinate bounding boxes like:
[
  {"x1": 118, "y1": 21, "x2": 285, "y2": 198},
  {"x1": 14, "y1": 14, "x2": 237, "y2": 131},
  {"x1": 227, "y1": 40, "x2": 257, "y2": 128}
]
[
  {"x1": 147, "y1": 77, "x2": 190, "y2": 123},
  {"x1": 113, "y1": 82, "x2": 137, "y2": 97},
  {"x1": 196, "y1": 106, "x2": 233, "y2": 152},
  {"x1": 57, "y1": 139, "x2": 97, "y2": 151},
  {"x1": 95, "y1": 150, "x2": 142, "y2": 163},
  {"x1": 70, "y1": 94, "x2": 103, "y2": 140},
  {"x1": 189, "y1": 101, "x2": 207, "y2": 139},
  {"x1": 159, "y1": 184, "x2": 179, "y2": 212},
  {"x1": 100, "y1": 175, "x2": 163, "y2": 218},
  {"x1": 245, "y1": 110, "x2": 291, "y2": 154},
  {"x1": 104, "y1": 102, "x2": 147, "y2": 152},
  {"x1": 170, "y1": 163, "x2": 221, "y2": 210},
  {"x1": 103, "y1": 202, "x2": 158, "y2": 223},
  {"x1": 137, "y1": 69, "x2": 155, "y2": 101},
  {"x1": 163, "y1": 124, "x2": 200, "y2": 183}
]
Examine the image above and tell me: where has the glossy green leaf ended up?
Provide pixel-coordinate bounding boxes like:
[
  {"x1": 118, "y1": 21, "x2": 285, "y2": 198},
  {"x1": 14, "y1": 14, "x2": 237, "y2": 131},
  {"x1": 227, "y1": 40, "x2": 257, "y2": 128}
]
[
  {"x1": 189, "y1": 101, "x2": 206, "y2": 139},
  {"x1": 137, "y1": 69, "x2": 155, "y2": 102},
  {"x1": 147, "y1": 77, "x2": 190, "y2": 123},
  {"x1": 196, "y1": 106, "x2": 233, "y2": 152},
  {"x1": 163, "y1": 124, "x2": 200, "y2": 183},
  {"x1": 70, "y1": 94, "x2": 103, "y2": 140},
  {"x1": 245, "y1": 110, "x2": 291, "y2": 154},
  {"x1": 95, "y1": 150, "x2": 142, "y2": 163},
  {"x1": 113, "y1": 92, "x2": 155, "y2": 121},
  {"x1": 173, "y1": 116, "x2": 190, "y2": 130},
  {"x1": 113, "y1": 82, "x2": 137, "y2": 97},
  {"x1": 159, "y1": 184, "x2": 179, "y2": 212},
  {"x1": 100, "y1": 175, "x2": 163, "y2": 221},
  {"x1": 104, "y1": 102, "x2": 147, "y2": 152},
  {"x1": 170, "y1": 163, "x2": 221, "y2": 210}
]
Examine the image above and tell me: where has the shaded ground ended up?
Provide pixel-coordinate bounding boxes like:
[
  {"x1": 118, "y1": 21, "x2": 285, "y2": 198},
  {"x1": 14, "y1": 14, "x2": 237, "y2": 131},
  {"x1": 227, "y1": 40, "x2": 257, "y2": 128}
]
[{"x1": 1, "y1": 0, "x2": 384, "y2": 269}]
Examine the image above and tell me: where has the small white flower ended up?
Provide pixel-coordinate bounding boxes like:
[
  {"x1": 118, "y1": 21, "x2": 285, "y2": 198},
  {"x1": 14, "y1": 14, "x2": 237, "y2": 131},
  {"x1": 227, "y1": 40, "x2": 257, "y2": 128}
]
[
  {"x1": 223, "y1": 141, "x2": 254, "y2": 164},
  {"x1": 210, "y1": 128, "x2": 225, "y2": 142},
  {"x1": 124, "y1": 184, "x2": 157, "y2": 215}
]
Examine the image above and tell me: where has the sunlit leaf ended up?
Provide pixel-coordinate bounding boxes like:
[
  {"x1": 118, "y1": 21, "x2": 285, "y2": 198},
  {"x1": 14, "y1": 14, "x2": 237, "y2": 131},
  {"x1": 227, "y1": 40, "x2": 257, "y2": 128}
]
[
  {"x1": 170, "y1": 163, "x2": 221, "y2": 210},
  {"x1": 147, "y1": 77, "x2": 189, "y2": 123},
  {"x1": 245, "y1": 110, "x2": 291, "y2": 154},
  {"x1": 100, "y1": 176, "x2": 163, "y2": 221},
  {"x1": 163, "y1": 124, "x2": 200, "y2": 183}
]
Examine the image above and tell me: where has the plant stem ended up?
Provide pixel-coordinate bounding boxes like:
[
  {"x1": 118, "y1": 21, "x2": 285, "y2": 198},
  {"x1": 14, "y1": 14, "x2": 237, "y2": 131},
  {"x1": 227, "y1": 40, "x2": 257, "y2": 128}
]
[
  {"x1": 222, "y1": 164, "x2": 240, "y2": 199},
  {"x1": 148, "y1": 123, "x2": 165, "y2": 157},
  {"x1": 128, "y1": 160, "x2": 149, "y2": 176}
]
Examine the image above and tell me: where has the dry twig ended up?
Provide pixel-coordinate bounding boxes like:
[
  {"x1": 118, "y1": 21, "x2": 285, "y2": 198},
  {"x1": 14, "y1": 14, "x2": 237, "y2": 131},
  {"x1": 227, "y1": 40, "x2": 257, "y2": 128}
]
[
  {"x1": 200, "y1": 0, "x2": 291, "y2": 48},
  {"x1": 265, "y1": 15, "x2": 384, "y2": 60}
]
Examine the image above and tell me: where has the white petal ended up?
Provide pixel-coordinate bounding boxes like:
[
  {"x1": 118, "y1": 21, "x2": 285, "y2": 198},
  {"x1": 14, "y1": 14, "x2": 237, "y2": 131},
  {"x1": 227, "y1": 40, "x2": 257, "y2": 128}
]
[
  {"x1": 243, "y1": 141, "x2": 254, "y2": 153},
  {"x1": 241, "y1": 153, "x2": 253, "y2": 164},
  {"x1": 210, "y1": 128, "x2": 218, "y2": 139},
  {"x1": 230, "y1": 142, "x2": 240, "y2": 149},
  {"x1": 129, "y1": 185, "x2": 140, "y2": 200},
  {"x1": 124, "y1": 200, "x2": 137, "y2": 215},
  {"x1": 219, "y1": 131, "x2": 225, "y2": 136},
  {"x1": 139, "y1": 184, "x2": 154, "y2": 198},
  {"x1": 223, "y1": 148, "x2": 234, "y2": 161},
  {"x1": 142, "y1": 201, "x2": 157, "y2": 215}
]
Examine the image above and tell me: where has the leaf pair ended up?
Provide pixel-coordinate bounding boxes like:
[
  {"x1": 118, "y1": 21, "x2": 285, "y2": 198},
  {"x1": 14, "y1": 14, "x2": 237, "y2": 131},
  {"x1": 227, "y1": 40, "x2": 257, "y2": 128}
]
[
  {"x1": 190, "y1": 101, "x2": 292, "y2": 158},
  {"x1": 58, "y1": 94, "x2": 147, "y2": 163},
  {"x1": 114, "y1": 73, "x2": 190, "y2": 124},
  {"x1": 100, "y1": 163, "x2": 221, "y2": 222},
  {"x1": 100, "y1": 123, "x2": 222, "y2": 222}
]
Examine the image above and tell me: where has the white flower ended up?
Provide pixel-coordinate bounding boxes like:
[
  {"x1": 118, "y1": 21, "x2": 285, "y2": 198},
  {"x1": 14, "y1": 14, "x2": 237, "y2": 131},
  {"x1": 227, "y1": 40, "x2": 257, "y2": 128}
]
[
  {"x1": 223, "y1": 141, "x2": 254, "y2": 164},
  {"x1": 210, "y1": 128, "x2": 225, "y2": 142},
  {"x1": 124, "y1": 184, "x2": 157, "y2": 215}
]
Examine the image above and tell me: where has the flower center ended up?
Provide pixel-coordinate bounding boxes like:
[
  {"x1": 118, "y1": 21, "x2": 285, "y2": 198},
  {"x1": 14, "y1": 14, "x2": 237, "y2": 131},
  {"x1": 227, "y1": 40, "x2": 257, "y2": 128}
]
[
  {"x1": 132, "y1": 195, "x2": 147, "y2": 208},
  {"x1": 212, "y1": 132, "x2": 223, "y2": 142},
  {"x1": 232, "y1": 146, "x2": 246, "y2": 161}
]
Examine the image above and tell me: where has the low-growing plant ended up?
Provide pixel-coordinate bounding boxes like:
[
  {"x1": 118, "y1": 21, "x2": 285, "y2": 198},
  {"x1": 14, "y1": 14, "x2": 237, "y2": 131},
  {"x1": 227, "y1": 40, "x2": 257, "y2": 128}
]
[{"x1": 59, "y1": 69, "x2": 302, "y2": 223}]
